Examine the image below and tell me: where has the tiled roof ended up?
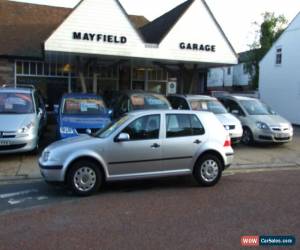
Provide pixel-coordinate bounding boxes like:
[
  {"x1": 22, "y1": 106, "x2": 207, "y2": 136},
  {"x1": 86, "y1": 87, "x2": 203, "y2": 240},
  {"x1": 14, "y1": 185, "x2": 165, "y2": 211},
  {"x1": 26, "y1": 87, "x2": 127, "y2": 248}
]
[
  {"x1": 128, "y1": 15, "x2": 149, "y2": 29},
  {"x1": 140, "y1": 0, "x2": 194, "y2": 44},
  {"x1": 0, "y1": 0, "x2": 71, "y2": 58},
  {"x1": 0, "y1": 0, "x2": 149, "y2": 58}
]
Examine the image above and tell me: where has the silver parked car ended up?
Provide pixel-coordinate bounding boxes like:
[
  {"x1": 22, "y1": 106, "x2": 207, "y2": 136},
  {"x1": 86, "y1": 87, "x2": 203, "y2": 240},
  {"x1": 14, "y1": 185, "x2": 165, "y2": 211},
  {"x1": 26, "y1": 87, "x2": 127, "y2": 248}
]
[
  {"x1": 39, "y1": 110, "x2": 234, "y2": 196},
  {"x1": 0, "y1": 86, "x2": 47, "y2": 153},
  {"x1": 168, "y1": 95, "x2": 243, "y2": 143},
  {"x1": 219, "y1": 95, "x2": 293, "y2": 144}
]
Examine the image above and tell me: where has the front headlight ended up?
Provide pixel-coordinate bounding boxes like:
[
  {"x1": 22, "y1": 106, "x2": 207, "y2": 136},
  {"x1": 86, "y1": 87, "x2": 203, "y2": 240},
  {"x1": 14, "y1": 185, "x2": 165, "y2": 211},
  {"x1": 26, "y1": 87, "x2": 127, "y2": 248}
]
[
  {"x1": 256, "y1": 122, "x2": 269, "y2": 130},
  {"x1": 224, "y1": 125, "x2": 230, "y2": 130},
  {"x1": 42, "y1": 151, "x2": 50, "y2": 162},
  {"x1": 60, "y1": 127, "x2": 77, "y2": 135},
  {"x1": 18, "y1": 121, "x2": 35, "y2": 134}
]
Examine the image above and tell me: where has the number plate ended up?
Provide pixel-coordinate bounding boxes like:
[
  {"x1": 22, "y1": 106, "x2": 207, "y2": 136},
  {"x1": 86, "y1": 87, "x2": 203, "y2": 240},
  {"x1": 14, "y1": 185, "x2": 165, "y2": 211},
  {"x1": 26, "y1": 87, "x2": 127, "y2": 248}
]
[
  {"x1": 275, "y1": 133, "x2": 289, "y2": 138},
  {"x1": 0, "y1": 141, "x2": 11, "y2": 146}
]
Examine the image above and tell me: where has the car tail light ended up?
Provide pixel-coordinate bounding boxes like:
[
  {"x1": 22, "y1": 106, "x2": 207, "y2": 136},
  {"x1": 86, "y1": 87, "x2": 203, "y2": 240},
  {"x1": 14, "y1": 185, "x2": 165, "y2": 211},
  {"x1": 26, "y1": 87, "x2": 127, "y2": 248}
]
[{"x1": 224, "y1": 136, "x2": 231, "y2": 147}]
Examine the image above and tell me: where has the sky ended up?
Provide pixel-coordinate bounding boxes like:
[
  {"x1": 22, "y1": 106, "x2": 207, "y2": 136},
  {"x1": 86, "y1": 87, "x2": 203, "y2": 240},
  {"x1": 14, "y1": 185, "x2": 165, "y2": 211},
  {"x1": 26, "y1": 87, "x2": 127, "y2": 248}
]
[{"x1": 12, "y1": 0, "x2": 300, "y2": 53}]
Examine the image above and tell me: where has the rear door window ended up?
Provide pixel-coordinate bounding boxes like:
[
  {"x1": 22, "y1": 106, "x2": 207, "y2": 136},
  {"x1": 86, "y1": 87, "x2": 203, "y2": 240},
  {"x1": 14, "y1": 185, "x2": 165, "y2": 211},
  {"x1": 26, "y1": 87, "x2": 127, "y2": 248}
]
[{"x1": 166, "y1": 114, "x2": 204, "y2": 138}]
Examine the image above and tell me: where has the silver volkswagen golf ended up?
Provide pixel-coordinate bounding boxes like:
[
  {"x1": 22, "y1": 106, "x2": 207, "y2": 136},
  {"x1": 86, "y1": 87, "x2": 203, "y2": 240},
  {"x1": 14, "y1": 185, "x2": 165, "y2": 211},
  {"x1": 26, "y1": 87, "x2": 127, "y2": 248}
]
[{"x1": 39, "y1": 110, "x2": 234, "y2": 196}]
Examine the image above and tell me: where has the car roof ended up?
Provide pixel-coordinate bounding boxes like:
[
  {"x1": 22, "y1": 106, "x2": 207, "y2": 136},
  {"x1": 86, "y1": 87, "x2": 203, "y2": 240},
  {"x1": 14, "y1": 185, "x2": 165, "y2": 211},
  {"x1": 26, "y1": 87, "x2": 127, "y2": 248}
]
[
  {"x1": 0, "y1": 87, "x2": 32, "y2": 94},
  {"x1": 62, "y1": 93, "x2": 103, "y2": 99},
  {"x1": 171, "y1": 94, "x2": 217, "y2": 101},
  {"x1": 231, "y1": 95, "x2": 257, "y2": 101},
  {"x1": 128, "y1": 109, "x2": 214, "y2": 117}
]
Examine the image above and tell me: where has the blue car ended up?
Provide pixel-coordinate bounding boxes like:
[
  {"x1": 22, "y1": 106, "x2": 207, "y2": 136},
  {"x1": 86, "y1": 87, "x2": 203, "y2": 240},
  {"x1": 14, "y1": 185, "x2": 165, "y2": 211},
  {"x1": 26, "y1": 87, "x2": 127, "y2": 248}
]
[{"x1": 57, "y1": 93, "x2": 112, "y2": 139}]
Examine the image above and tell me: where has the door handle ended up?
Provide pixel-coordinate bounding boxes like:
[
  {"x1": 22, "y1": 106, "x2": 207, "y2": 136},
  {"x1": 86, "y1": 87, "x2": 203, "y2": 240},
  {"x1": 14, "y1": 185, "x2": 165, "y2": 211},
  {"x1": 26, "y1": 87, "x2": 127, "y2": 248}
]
[
  {"x1": 193, "y1": 139, "x2": 202, "y2": 144},
  {"x1": 151, "y1": 143, "x2": 160, "y2": 148}
]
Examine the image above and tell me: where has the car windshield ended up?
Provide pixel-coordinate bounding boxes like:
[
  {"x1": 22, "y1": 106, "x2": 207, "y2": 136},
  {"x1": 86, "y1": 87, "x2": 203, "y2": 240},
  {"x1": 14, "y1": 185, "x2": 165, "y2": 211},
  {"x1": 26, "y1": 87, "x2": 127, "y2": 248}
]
[
  {"x1": 240, "y1": 99, "x2": 273, "y2": 115},
  {"x1": 0, "y1": 92, "x2": 34, "y2": 114},
  {"x1": 130, "y1": 94, "x2": 170, "y2": 110},
  {"x1": 189, "y1": 100, "x2": 227, "y2": 114},
  {"x1": 95, "y1": 115, "x2": 130, "y2": 138},
  {"x1": 62, "y1": 97, "x2": 106, "y2": 115}
]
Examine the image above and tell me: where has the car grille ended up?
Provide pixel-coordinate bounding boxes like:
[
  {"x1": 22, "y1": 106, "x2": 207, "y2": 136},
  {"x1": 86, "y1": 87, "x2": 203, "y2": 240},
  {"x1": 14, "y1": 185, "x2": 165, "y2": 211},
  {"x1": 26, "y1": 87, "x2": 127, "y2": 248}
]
[
  {"x1": 271, "y1": 127, "x2": 289, "y2": 132},
  {"x1": 76, "y1": 128, "x2": 99, "y2": 134},
  {"x1": 0, "y1": 131, "x2": 16, "y2": 138},
  {"x1": 0, "y1": 144, "x2": 26, "y2": 151}
]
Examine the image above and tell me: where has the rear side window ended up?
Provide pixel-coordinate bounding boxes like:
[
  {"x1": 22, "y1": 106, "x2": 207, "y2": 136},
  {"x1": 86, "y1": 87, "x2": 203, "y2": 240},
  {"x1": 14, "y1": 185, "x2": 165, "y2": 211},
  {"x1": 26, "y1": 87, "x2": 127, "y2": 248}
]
[
  {"x1": 166, "y1": 114, "x2": 204, "y2": 138},
  {"x1": 168, "y1": 97, "x2": 189, "y2": 110}
]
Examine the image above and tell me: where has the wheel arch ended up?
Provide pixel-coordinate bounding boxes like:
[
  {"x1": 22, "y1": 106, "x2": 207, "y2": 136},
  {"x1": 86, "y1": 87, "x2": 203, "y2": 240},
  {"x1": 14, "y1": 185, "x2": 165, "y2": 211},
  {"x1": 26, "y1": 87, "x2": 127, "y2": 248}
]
[
  {"x1": 64, "y1": 156, "x2": 107, "y2": 183},
  {"x1": 193, "y1": 150, "x2": 225, "y2": 172}
]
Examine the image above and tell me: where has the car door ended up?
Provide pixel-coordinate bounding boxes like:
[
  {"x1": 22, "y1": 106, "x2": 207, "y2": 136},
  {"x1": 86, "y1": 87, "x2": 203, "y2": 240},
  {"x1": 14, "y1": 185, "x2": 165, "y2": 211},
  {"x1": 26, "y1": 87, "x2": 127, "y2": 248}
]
[
  {"x1": 161, "y1": 113, "x2": 206, "y2": 171},
  {"x1": 106, "y1": 114, "x2": 162, "y2": 177}
]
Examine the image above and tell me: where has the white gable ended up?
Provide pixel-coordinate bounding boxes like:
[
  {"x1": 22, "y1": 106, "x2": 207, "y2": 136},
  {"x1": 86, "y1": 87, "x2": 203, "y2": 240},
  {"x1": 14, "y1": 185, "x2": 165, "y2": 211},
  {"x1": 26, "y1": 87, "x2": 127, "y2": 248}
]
[
  {"x1": 45, "y1": 0, "x2": 145, "y2": 57},
  {"x1": 157, "y1": 0, "x2": 237, "y2": 64},
  {"x1": 45, "y1": 0, "x2": 237, "y2": 65}
]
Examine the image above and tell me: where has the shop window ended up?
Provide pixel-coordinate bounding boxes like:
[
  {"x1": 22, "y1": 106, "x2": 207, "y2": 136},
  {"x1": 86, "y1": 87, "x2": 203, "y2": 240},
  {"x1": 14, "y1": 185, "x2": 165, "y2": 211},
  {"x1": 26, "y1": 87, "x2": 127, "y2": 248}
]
[
  {"x1": 276, "y1": 47, "x2": 282, "y2": 65},
  {"x1": 23, "y1": 62, "x2": 29, "y2": 75},
  {"x1": 30, "y1": 62, "x2": 36, "y2": 75},
  {"x1": 16, "y1": 61, "x2": 22, "y2": 74},
  {"x1": 44, "y1": 63, "x2": 50, "y2": 75},
  {"x1": 37, "y1": 63, "x2": 43, "y2": 75},
  {"x1": 50, "y1": 64, "x2": 56, "y2": 75}
]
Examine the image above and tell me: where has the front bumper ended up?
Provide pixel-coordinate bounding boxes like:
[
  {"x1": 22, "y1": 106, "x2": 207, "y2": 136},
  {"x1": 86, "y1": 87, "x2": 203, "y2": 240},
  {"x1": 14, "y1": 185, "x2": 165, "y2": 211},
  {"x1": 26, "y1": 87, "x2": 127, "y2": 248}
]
[
  {"x1": 0, "y1": 135, "x2": 38, "y2": 154},
  {"x1": 253, "y1": 129, "x2": 293, "y2": 143},
  {"x1": 39, "y1": 158, "x2": 65, "y2": 182}
]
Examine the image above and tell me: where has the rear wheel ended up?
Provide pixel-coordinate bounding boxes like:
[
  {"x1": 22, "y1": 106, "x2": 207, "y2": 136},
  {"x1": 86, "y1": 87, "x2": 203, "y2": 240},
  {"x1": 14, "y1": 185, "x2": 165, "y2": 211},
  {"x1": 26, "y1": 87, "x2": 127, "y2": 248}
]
[
  {"x1": 242, "y1": 127, "x2": 254, "y2": 145},
  {"x1": 67, "y1": 160, "x2": 103, "y2": 196},
  {"x1": 193, "y1": 154, "x2": 222, "y2": 187}
]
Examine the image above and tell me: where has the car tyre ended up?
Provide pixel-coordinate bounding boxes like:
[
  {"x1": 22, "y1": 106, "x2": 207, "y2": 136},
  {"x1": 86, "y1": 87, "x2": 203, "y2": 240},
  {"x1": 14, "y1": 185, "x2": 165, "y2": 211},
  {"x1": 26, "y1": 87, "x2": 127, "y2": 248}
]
[
  {"x1": 242, "y1": 127, "x2": 254, "y2": 145},
  {"x1": 193, "y1": 154, "x2": 222, "y2": 187},
  {"x1": 67, "y1": 160, "x2": 103, "y2": 196}
]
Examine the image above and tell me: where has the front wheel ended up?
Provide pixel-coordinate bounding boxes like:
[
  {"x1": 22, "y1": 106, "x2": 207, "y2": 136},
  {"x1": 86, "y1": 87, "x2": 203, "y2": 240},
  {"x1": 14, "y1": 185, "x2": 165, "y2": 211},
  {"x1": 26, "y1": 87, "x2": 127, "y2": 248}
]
[
  {"x1": 193, "y1": 154, "x2": 222, "y2": 187},
  {"x1": 67, "y1": 160, "x2": 103, "y2": 196},
  {"x1": 242, "y1": 127, "x2": 254, "y2": 145}
]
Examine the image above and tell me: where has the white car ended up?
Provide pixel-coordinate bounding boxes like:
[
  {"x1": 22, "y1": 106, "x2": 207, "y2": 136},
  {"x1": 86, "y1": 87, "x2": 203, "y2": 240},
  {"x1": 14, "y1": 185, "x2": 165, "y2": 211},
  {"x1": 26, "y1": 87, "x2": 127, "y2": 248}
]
[{"x1": 168, "y1": 95, "x2": 243, "y2": 143}]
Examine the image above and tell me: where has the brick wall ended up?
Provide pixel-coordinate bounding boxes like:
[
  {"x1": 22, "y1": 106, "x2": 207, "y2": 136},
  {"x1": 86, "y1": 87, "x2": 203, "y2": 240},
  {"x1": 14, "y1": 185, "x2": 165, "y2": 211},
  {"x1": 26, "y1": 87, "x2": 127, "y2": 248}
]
[{"x1": 0, "y1": 58, "x2": 14, "y2": 85}]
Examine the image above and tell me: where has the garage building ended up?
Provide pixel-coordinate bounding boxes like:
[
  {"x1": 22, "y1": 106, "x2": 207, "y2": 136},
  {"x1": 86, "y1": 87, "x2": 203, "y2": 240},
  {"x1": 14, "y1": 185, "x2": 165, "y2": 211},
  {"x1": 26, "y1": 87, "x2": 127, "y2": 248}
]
[{"x1": 0, "y1": 0, "x2": 237, "y2": 108}]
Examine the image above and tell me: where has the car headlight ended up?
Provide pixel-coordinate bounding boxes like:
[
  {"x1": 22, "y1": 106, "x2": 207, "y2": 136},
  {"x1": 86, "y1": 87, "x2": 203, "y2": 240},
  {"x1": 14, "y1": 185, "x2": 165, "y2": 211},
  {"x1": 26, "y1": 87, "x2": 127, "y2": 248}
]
[
  {"x1": 60, "y1": 127, "x2": 77, "y2": 135},
  {"x1": 224, "y1": 125, "x2": 230, "y2": 130},
  {"x1": 42, "y1": 151, "x2": 50, "y2": 162},
  {"x1": 18, "y1": 121, "x2": 35, "y2": 134},
  {"x1": 256, "y1": 122, "x2": 269, "y2": 130}
]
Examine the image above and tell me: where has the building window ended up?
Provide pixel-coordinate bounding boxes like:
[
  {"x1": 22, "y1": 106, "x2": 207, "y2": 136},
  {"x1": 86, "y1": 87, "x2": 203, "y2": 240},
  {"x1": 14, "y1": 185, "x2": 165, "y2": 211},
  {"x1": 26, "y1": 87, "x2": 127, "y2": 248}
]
[
  {"x1": 227, "y1": 67, "x2": 231, "y2": 75},
  {"x1": 276, "y1": 47, "x2": 282, "y2": 65},
  {"x1": 243, "y1": 64, "x2": 248, "y2": 74}
]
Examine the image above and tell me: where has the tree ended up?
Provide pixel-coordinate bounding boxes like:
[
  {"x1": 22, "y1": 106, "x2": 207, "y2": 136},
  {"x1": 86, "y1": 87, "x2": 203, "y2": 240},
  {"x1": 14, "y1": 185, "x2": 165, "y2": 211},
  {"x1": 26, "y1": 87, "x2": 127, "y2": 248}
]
[{"x1": 246, "y1": 12, "x2": 288, "y2": 89}]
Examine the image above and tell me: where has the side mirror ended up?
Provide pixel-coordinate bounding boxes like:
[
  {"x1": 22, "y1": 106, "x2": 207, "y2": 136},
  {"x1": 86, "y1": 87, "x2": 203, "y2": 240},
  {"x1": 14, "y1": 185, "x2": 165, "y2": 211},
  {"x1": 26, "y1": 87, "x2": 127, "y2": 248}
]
[
  {"x1": 115, "y1": 133, "x2": 130, "y2": 142},
  {"x1": 54, "y1": 104, "x2": 59, "y2": 115},
  {"x1": 38, "y1": 107, "x2": 43, "y2": 117},
  {"x1": 107, "y1": 109, "x2": 114, "y2": 118}
]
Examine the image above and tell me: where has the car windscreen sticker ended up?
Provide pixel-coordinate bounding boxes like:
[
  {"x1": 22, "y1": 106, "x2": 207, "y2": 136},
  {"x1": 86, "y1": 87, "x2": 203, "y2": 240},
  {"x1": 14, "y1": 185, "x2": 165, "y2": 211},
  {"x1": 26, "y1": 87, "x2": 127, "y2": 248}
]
[{"x1": 131, "y1": 95, "x2": 145, "y2": 106}]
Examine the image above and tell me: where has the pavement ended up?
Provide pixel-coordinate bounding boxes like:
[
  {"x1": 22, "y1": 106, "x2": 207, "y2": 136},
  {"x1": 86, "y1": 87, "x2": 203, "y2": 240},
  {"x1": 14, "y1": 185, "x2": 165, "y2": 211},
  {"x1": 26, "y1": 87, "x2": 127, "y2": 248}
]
[{"x1": 0, "y1": 126, "x2": 299, "y2": 182}]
